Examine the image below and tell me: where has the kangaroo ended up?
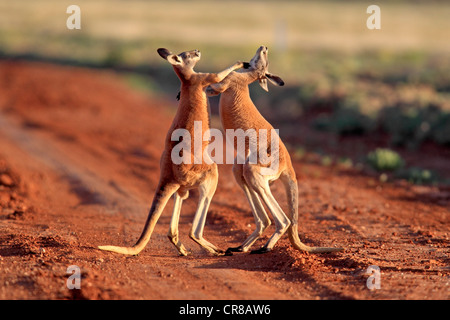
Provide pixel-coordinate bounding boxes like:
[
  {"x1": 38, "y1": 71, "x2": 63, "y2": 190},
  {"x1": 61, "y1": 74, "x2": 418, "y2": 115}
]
[
  {"x1": 206, "y1": 46, "x2": 343, "y2": 254},
  {"x1": 99, "y1": 48, "x2": 244, "y2": 256}
]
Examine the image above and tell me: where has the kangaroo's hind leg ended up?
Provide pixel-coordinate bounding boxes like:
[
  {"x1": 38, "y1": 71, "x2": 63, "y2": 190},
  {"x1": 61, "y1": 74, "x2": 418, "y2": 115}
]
[
  {"x1": 189, "y1": 165, "x2": 223, "y2": 255},
  {"x1": 226, "y1": 163, "x2": 271, "y2": 255},
  {"x1": 168, "y1": 189, "x2": 189, "y2": 256},
  {"x1": 243, "y1": 164, "x2": 291, "y2": 254}
]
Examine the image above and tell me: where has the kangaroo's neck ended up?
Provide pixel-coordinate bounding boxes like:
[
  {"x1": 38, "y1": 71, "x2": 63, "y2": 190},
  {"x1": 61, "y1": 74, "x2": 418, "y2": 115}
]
[
  {"x1": 174, "y1": 81, "x2": 210, "y2": 130},
  {"x1": 219, "y1": 71, "x2": 264, "y2": 131},
  {"x1": 224, "y1": 70, "x2": 260, "y2": 106}
]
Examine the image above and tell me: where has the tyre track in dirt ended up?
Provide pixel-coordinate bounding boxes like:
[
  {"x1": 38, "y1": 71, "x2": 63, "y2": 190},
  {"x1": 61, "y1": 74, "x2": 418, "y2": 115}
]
[
  {"x1": 0, "y1": 60, "x2": 448, "y2": 300},
  {"x1": 0, "y1": 113, "x2": 140, "y2": 211}
]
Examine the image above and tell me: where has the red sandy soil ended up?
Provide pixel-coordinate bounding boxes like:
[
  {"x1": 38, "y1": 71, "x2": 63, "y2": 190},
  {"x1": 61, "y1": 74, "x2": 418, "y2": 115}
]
[{"x1": 0, "y1": 60, "x2": 448, "y2": 300}]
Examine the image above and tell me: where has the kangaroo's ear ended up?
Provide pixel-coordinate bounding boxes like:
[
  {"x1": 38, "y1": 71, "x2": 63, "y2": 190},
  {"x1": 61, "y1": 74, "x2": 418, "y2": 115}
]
[
  {"x1": 157, "y1": 48, "x2": 171, "y2": 59},
  {"x1": 266, "y1": 73, "x2": 285, "y2": 86},
  {"x1": 259, "y1": 78, "x2": 269, "y2": 92},
  {"x1": 157, "y1": 48, "x2": 182, "y2": 65},
  {"x1": 167, "y1": 55, "x2": 182, "y2": 66}
]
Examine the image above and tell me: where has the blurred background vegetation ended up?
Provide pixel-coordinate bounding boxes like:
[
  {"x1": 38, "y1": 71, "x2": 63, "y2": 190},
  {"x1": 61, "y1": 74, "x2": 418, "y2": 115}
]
[{"x1": 0, "y1": 0, "x2": 449, "y2": 184}]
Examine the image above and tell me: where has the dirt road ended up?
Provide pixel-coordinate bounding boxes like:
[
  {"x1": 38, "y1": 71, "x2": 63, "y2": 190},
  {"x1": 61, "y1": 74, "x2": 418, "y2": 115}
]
[{"x1": 0, "y1": 60, "x2": 448, "y2": 300}]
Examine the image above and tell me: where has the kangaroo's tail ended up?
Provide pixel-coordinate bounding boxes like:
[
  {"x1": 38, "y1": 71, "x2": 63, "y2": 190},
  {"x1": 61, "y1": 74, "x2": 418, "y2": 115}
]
[
  {"x1": 98, "y1": 183, "x2": 178, "y2": 255},
  {"x1": 282, "y1": 167, "x2": 343, "y2": 253}
]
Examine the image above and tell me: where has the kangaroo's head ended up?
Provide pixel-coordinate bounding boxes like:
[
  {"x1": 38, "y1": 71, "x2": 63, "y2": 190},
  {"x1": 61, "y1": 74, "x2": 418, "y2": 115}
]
[
  {"x1": 157, "y1": 48, "x2": 201, "y2": 77},
  {"x1": 248, "y1": 46, "x2": 284, "y2": 91}
]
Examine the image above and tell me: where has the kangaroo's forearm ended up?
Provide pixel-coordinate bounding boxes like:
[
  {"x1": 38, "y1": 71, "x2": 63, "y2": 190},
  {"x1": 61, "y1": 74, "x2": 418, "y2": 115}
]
[
  {"x1": 205, "y1": 62, "x2": 242, "y2": 84},
  {"x1": 206, "y1": 84, "x2": 222, "y2": 96}
]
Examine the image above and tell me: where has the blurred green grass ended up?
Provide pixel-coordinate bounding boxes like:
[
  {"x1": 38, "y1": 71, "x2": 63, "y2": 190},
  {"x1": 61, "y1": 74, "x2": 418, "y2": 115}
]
[
  {"x1": 1, "y1": 0, "x2": 449, "y2": 79},
  {"x1": 2, "y1": 1, "x2": 448, "y2": 105}
]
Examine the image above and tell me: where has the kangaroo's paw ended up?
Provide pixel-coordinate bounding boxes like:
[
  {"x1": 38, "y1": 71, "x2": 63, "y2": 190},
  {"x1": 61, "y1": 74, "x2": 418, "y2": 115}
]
[{"x1": 250, "y1": 247, "x2": 272, "y2": 254}]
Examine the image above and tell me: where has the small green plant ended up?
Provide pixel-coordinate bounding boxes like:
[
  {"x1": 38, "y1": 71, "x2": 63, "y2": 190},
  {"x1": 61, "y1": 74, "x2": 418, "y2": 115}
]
[
  {"x1": 337, "y1": 157, "x2": 353, "y2": 169},
  {"x1": 321, "y1": 155, "x2": 333, "y2": 166},
  {"x1": 367, "y1": 148, "x2": 404, "y2": 171},
  {"x1": 293, "y1": 147, "x2": 306, "y2": 160},
  {"x1": 333, "y1": 107, "x2": 375, "y2": 135},
  {"x1": 432, "y1": 112, "x2": 450, "y2": 146},
  {"x1": 102, "y1": 46, "x2": 125, "y2": 68},
  {"x1": 395, "y1": 167, "x2": 438, "y2": 185},
  {"x1": 312, "y1": 107, "x2": 375, "y2": 136}
]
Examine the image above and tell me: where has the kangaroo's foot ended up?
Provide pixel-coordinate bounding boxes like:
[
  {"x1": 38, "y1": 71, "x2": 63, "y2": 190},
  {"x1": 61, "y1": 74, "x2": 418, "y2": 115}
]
[
  {"x1": 250, "y1": 246, "x2": 272, "y2": 254},
  {"x1": 225, "y1": 246, "x2": 244, "y2": 256}
]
